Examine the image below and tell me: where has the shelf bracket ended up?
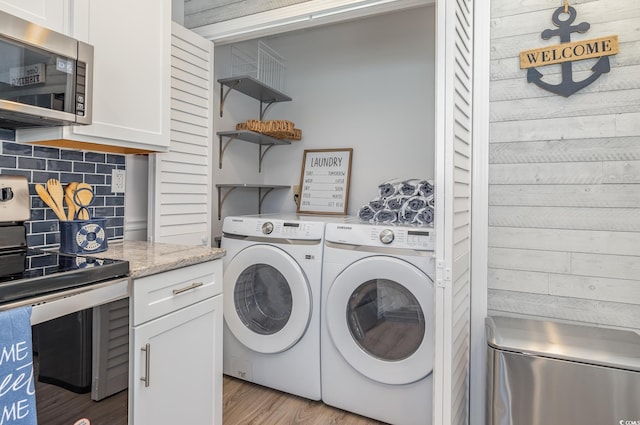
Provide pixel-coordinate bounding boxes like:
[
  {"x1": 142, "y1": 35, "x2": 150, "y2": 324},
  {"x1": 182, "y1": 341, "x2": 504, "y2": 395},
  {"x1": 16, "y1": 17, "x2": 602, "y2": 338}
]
[
  {"x1": 219, "y1": 79, "x2": 241, "y2": 117},
  {"x1": 260, "y1": 100, "x2": 276, "y2": 120},
  {"x1": 216, "y1": 184, "x2": 289, "y2": 221},
  {"x1": 217, "y1": 186, "x2": 238, "y2": 220},
  {"x1": 258, "y1": 187, "x2": 274, "y2": 214},
  {"x1": 258, "y1": 144, "x2": 275, "y2": 173},
  {"x1": 218, "y1": 134, "x2": 237, "y2": 169}
]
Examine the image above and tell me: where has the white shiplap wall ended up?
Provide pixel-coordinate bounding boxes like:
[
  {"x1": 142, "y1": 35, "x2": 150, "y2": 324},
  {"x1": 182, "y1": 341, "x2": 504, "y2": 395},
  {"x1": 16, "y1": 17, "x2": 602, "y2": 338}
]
[{"x1": 488, "y1": 0, "x2": 640, "y2": 329}]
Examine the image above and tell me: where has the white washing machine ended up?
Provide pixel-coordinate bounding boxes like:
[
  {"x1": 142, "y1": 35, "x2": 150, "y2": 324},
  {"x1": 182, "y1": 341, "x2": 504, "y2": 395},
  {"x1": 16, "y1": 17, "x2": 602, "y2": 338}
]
[
  {"x1": 321, "y1": 222, "x2": 436, "y2": 425},
  {"x1": 221, "y1": 213, "x2": 348, "y2": 400}
]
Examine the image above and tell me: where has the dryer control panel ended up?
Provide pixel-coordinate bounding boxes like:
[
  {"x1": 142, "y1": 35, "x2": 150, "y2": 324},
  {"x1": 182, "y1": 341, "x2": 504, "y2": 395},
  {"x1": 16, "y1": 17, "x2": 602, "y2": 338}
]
[
  {"x1": 223, "y1": 216, "x2": 326, "y2": 241},
  {"x1": 325, "y1": 222, "x2": 435, "y2": 251}
]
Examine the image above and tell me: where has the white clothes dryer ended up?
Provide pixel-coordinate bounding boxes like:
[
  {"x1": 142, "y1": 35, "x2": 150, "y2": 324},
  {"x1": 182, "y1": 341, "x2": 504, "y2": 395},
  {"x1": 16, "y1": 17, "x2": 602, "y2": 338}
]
[
  {"x1": 221, "y1": 213, "x2": 347, "y2": 400},
  {"x1": 321, "y1": 222, "x2": 436, "y2": 425}
]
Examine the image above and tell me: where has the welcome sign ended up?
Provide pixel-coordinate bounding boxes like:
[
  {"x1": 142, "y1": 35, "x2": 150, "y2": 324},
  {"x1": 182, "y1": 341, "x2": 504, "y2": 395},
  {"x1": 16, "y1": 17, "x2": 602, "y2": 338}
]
[
  {"x1": 519, "y1": 5, "x2": 619, "y2": 97},
  {"x1": 521, "y1": 35, "x2": 618, "y2": 68}
]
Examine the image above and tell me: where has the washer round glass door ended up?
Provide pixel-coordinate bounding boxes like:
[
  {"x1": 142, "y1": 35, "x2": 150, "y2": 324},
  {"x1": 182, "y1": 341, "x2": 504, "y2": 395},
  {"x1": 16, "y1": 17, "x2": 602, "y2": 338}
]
[
  {"x1": 224, "y1": 244, "x2": 311, "y2": 354},
  {"x1": 326, "y1": 256, "x2": 434, "y2": 385}
]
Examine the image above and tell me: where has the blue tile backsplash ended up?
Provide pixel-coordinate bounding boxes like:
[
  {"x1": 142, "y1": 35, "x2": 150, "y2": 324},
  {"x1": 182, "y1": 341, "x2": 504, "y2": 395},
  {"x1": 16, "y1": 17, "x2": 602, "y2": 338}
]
[{"x1": 0, "y1": 134, "x2": 125, "y2": 249}]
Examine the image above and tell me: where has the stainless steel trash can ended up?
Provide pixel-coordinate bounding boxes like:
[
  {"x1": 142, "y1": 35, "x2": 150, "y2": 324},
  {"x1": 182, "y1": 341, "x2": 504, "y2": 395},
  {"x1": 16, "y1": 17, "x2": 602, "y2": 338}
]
[{"x1": 486, "y1": 315, "x2": 640, "y2": 425}]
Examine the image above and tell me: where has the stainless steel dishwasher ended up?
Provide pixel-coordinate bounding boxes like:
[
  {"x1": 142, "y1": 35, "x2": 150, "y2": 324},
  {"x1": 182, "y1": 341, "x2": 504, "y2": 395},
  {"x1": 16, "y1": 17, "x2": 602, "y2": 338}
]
[{"x1": 487, "y1": 315, "x2": 640, "y2": 425}]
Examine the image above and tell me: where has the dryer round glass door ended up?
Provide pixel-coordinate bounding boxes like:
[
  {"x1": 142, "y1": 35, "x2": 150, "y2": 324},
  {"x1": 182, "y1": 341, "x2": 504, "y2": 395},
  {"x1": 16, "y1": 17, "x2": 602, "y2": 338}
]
[
  {"x1": 224, "y1": 244, "x2": 312, "y2": 354},
  {"x1": 326, "y1": 256, "x2": 434, "y2": 385}
]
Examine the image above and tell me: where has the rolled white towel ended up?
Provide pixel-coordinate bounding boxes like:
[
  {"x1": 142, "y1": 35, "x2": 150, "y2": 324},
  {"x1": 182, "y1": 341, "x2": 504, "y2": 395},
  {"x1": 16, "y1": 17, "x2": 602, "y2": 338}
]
[
  {"x1": 426, "y1": 194, "x2": 435, "y2": 208},
  {"x1": 405, "y1": 195, "x2": 429, "y2": 211},
  {"x1": 378, "y1": 182, "x2": 397, "y2": 199},
  {"x1": 399, "y1": 179, "x2": 420, "y2": 196},
  {"x1": 399, "y1": 208, "x2": 417, "y2": 223},
  {"x1": 368, "y1": 198, "x2": 386, "y2": 212},
  {"x1": 374, "y1": 209, "x2": 398, "y2": 224},
  {"x1": 413, "y1": 207, "x2": 434, "y2": 225},
  {"x1": 358, "y1": 205, "x2": 376, "y2": 222},
  {"x1": 385, "y1": 195, "x2": 407, "y2": 211},
  {"x1": 418, "y1": 180, "x2": 434, "y2": 198}
]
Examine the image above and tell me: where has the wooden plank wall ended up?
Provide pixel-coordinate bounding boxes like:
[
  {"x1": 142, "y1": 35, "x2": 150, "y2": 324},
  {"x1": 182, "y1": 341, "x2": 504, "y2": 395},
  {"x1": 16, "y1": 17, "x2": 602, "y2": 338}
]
[
  {"x1": 488, "y1": 0, "x2": 640, "y2": 330},
  {"x1": 184, "y1": 0, "x2": 311, "y2": 28}
]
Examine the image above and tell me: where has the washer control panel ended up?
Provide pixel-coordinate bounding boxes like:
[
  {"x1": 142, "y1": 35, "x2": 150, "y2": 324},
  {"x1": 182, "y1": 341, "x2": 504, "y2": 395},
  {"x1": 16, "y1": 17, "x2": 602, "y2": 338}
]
[{"x1": 325, "y1": 223, "x2": 435, "y2": 251}]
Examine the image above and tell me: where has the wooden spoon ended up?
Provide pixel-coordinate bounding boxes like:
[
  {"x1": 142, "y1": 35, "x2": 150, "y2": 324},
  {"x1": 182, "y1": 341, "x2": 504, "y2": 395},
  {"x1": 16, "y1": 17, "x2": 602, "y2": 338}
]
[
  {"x1": 35, "y1": 183, "x2": 66, "y2": 221},
  {"x1": 65, "y1": 182, "x2": 78, "y2": 220},
  {"x1": 46, "y1": 179, "x2": 65, "y2": 220}
]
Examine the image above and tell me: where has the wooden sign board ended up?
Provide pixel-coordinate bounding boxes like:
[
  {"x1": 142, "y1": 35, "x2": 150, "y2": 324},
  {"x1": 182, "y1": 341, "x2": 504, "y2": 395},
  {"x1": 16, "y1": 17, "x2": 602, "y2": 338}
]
[
  {"x1": 520, "y1": 35, "x2": 618, "y2": 69},
  {"x1": 297, "y1": 148, "x2": 352, "y2": 215}
]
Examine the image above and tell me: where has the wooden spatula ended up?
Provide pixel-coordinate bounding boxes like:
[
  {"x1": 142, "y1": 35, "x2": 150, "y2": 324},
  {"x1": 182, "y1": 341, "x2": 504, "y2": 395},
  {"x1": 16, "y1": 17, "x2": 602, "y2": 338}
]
[
  {"x1": 65, "y1": 182, "x2": 78, "y2": 220},
  {"x1": 46, "y1": 179, "x2": 65, "y2": 219},
  {"x1": 36, "y1": 183, "x2": 66, "y2": 221}
]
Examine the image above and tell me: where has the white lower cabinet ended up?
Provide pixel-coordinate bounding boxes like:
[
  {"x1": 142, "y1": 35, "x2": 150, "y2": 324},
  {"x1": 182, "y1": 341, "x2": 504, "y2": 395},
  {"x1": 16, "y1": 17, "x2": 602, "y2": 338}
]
[{"x1": 130, "y1": 260, "x2": 223, "y2": 425}]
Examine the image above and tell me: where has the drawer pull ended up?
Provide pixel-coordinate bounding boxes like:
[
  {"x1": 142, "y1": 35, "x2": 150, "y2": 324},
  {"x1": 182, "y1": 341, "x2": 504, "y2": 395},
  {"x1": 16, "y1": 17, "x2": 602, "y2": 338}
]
[
  {"x1": 140, "y1": 343, "x2": 151, "y2": 387},
  {"x1": 173, "y1": 281, "x2": 204, "y2": 295}
]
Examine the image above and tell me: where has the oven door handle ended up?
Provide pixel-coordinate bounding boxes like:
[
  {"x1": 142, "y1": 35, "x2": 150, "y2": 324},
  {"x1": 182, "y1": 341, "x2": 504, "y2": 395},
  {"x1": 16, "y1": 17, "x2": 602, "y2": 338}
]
[{"x1": 26, "y1": 279, "x2": 129, "y2": 325}]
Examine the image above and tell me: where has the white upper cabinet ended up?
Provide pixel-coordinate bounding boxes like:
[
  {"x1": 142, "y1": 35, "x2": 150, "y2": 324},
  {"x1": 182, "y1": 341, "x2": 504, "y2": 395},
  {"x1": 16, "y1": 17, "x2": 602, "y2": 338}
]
[
  {"x1": 0, "y1": 0, "x2": 67, "y2": 33},
  {"x1": 17, "y1": 0, "x2": 172, "y2": 153}
]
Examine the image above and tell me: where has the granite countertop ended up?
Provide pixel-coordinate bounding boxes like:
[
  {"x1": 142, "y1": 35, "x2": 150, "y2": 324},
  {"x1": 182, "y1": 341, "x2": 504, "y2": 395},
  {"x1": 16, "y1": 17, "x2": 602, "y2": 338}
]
[{"x1": 96, "y1": 240, "x2": 226, "y2": 278}]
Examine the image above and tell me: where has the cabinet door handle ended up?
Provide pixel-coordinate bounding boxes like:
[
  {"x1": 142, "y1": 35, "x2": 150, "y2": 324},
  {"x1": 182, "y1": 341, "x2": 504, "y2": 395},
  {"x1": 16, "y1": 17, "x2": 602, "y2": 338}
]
[
  {"x1": 140, "y1": 343, "x2": 150, "y2": 387},
  {"x1": 172, "y1": 281, "x2": 204, "y2": 295}
]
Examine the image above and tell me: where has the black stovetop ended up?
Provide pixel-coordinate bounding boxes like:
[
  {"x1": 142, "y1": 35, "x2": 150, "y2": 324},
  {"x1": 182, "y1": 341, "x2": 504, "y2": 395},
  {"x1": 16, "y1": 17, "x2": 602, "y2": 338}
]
[{"x1": 0, "y1": 248, "x2": 129, "y2": 305}]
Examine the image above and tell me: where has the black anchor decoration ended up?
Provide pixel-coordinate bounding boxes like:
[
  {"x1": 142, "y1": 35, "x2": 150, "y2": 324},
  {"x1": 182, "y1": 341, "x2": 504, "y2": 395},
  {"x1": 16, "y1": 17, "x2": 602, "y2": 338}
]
[{"x1": 527, "y1": 6, "x2": 611, "y2": 97}]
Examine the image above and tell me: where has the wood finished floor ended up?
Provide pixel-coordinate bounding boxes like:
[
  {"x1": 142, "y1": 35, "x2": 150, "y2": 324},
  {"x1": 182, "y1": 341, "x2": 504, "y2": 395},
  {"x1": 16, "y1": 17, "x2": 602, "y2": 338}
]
[
  {"x1": 36, "y1": 373, "x2": 385, "y2": 424},
  {"x1": 36, "y1": 381, "x2": 127, "y2": 425},
  {"x1": 224, "y1": 376, "x2": 387, "y2": 425}
]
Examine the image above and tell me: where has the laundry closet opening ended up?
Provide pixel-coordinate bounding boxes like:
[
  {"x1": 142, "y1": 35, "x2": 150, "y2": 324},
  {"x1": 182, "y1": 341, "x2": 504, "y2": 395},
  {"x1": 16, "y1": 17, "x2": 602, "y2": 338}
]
[{"x1": 212, "y1": 4, "x2": 436, "y2": 234}]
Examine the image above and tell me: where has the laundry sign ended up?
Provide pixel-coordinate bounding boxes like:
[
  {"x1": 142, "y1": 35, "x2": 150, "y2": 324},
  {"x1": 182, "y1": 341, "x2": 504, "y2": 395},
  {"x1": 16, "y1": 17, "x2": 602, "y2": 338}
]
[
  {"x1": 519, "y1": 4, "x2": 618, "y2": 97},
  {"x1": 297, "y1": 148, "x2": 352, "y2": 215}
]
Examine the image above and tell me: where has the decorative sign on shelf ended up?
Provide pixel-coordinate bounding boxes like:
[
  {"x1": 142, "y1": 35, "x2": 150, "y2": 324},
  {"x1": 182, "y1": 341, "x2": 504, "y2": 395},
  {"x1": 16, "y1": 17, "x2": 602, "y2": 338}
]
[
  {"x1": 519, "y1": 1, "x2": 619, "y2": 97},
  {"x1": 297, "y1": 148, "x2": 352, "y2": 215}
]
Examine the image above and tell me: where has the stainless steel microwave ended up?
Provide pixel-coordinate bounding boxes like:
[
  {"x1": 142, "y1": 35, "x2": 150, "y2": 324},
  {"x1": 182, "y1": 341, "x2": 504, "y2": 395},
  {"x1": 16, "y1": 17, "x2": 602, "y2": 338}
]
[{"x1": 0, "y1": 10, "x2": 93, "y2": 129}]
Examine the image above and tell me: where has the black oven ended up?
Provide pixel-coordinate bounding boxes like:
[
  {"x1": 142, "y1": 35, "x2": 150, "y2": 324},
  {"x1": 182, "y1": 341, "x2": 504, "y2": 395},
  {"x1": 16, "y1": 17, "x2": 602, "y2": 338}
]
[
  {"x1": 0, "y1": 250, "x2": 130, "y2": 425},
  {"x1": 0, "y1": 175, "x2": 129, "y2": 425}
]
